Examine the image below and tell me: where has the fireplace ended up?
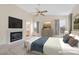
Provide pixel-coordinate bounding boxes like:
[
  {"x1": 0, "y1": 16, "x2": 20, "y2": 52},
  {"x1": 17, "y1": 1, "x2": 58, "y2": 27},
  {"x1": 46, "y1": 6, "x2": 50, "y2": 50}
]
[{"x1": 10, "y1": 32, "x2": 22, "y2": 42}]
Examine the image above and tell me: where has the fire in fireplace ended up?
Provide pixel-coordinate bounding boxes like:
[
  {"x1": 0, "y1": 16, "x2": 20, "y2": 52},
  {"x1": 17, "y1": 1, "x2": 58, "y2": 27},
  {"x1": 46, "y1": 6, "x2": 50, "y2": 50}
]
[{"x1": 10, "y1": 32, "x2": 22, "y2": 42}]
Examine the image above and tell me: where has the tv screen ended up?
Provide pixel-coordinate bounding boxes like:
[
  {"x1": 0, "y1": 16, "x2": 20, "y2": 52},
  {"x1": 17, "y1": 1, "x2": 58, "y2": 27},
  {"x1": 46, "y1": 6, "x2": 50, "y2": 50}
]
[{"x1": 8, "y1": 16, "x2": 22, "y2": 28}]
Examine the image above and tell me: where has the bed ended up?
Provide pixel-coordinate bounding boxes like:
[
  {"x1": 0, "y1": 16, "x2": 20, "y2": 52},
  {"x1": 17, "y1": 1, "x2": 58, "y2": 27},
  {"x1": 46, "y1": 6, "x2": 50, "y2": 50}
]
[{"x1": 25, "y1": 37, "x2": 79, "y2": 55}]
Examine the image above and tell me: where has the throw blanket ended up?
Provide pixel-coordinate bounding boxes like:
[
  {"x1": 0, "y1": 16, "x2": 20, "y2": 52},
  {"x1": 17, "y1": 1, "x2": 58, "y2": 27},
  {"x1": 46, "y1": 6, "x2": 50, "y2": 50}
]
[{"x1": 31, "y1": 37, "x2": 49, "y2": 53}]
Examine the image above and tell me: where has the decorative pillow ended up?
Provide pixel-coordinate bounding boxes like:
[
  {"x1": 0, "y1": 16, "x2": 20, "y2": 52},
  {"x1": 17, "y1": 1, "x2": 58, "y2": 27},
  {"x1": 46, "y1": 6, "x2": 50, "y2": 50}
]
[
  {"x1": 68, "y1": 37, "x2": 78, "y2": 47},
  {"x1": 63, "y1": 35, "x2": 70, "y2": 43}
]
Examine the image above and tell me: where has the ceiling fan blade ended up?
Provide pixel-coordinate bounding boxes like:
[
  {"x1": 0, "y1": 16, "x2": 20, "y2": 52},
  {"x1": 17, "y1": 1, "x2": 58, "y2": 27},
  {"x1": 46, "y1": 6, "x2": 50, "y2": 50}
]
[
  {"x1": 34, "y1": 13, "x2": 45, "y2": 16},
  {"x1": 35, "y1": 13, "x2": 39, "y2": 16},
  {"x1": 41, "y1": 10, "x2": 48, "y2": 13},
  {"x1": 40, "y1": 13, "x2": 45, "y2": 16}
]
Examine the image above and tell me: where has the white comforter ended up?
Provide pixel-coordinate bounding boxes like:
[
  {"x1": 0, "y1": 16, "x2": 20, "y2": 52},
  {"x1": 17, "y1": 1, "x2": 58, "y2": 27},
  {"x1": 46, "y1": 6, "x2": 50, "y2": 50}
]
[
  {"x1": 26, "y1": 37, "x2": 79, "y2": 55},
  {"x1": 44, "y1": 37, "x2": 62, "y2": 55}
]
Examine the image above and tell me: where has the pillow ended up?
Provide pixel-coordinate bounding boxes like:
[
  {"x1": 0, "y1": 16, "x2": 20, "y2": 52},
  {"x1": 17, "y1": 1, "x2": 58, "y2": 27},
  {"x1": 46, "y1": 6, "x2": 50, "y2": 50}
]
[
  {"x1": 63, "y1": 35, "x2": 70, "y2": 43},
  {"x1": 69, "y1": 34, "x2": 75, "y2": 37},
  {"x1": 75, "y1": 35, "x2": 79, "y2": 40},
  {"x1": 68, "y1": 37, "x2": 78, "y2": 47}
]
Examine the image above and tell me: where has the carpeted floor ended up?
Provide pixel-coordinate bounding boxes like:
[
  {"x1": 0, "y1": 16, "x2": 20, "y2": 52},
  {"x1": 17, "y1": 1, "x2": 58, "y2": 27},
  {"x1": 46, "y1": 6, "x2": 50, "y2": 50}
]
[{"x1": 0, "y1": 40, "x2": 35, "y2": 55}]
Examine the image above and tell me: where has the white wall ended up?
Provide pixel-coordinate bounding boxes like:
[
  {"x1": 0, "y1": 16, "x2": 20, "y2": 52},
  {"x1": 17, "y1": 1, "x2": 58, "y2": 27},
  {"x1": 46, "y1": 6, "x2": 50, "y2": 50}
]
[{"x1": 0, "y1": 5, "x2": 33, "y2": 44}]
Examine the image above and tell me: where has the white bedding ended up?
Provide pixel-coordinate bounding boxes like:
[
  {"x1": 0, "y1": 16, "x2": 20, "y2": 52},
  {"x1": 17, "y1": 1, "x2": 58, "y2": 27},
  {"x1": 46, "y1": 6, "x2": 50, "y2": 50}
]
[
  {"x1": 59, "y1": 38, "x2": 79, "y2": 55},
  {"x1": 26, "y1": 37, "x2": 79, "y2": 55},
  {"x1": 44, "y1": 37, "x2": 62, "y2": 55}
]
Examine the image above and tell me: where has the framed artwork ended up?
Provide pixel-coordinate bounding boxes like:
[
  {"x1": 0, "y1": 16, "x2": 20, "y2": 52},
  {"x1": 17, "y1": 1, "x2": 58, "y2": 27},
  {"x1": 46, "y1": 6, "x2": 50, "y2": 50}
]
[{"x1": 74, "y1": 14, "x2": 79, "y2": 30}]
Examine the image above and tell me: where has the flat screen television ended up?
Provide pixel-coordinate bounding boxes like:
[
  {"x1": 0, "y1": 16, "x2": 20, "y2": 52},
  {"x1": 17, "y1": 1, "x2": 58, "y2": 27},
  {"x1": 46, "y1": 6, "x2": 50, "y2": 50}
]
[{"x1": 8, "y1": 16, "x2": 22, "y2": 28}]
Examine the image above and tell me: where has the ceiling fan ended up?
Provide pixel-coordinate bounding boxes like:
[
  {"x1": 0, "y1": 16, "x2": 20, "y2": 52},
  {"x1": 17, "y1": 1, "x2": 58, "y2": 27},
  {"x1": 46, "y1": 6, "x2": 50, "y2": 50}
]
[{"x1": 33, "y1": 4, "x2": 48, "y2": 16}]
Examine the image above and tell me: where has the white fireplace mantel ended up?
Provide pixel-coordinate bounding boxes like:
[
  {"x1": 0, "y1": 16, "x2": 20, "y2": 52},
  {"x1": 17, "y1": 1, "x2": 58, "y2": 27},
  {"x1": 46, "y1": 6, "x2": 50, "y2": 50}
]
[{"x1": 7, "y1": 29, "x2": 23, "y2": 43}]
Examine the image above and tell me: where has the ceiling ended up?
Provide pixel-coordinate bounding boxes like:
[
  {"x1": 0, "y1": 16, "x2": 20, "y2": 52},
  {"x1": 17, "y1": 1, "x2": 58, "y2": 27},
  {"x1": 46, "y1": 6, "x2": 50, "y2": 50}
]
[{"x1": 17, "y1": 4, "x2": 76, "y2": 15}]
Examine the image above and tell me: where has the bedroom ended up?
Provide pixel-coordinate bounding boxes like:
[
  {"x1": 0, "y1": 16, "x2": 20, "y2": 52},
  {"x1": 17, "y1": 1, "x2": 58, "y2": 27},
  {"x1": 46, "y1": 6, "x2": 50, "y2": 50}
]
[{"x1": 0, "y1": 4, "x2": 79, "y2": 55}]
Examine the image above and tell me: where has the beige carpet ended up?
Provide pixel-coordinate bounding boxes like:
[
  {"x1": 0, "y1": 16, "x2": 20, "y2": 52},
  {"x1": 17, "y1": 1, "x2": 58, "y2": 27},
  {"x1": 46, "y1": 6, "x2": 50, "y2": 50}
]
[{"x1": 0, "y1": 40, "x2": 27, "y2": 55}]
